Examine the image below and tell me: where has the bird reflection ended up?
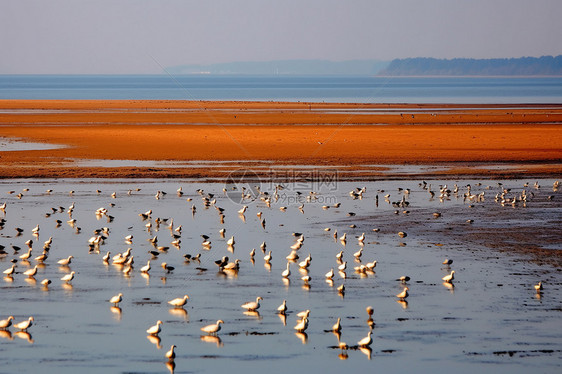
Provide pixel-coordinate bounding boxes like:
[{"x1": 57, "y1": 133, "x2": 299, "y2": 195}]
[
  {"x1": 277, "y1": 313, "x2": 287, "y2": 326},
  {"x1": 282, "y1": 278, "x2": 290, "y2": 287},
  {"x1": 243, "y1": 310, "x2": 262, "y2": 320},
  {"x1": 263, "y1": 262, "x2": 271, "y2": 272},
  {"x1": 169, "y1": 308, "x2": 189, "y2": 321},
  {"x1": 301, "y1": 283, "x2": 310, "y2": 291},
  {"x1": 295, "y1": 332, "x2": 308, "y2": 344},
  {"x1": 62, "y1": 283, "x2": 74, "y2": 292},
  {"x1": 0, "y1": 330, "x2": 13, "y2": 341},
  {"x1": 396, "y1": 299, "x2": 408, "y2": 309},
  {"x1": 147, "y1": 334, "x2": 162, "y2": 349},
  {"x1": 15, "y1": 331, "x2": 34, "y2": 344},
  {"x1": 442, "y1": 282, "x2": 455, "y2": 293},
  {"x1": 325, "y1": 279, "x2": 334, "y2": 287},
  {"x1": 165, "y1": 361, "x2": 176, "y2": 374},
  {"x1": 359, "y1": 346, "x2": 372, "y2": 360},
  {"x1": 534, "y1": 292, "x2": 542, "y2": 300},
  {"x1": 141, "y1": 272, "x2": 150, "y2": 285},
  {"x1": 110, "y1": 306, "x2": 122, "y2": 320},
  {"x1": 200, "y1": 335, "x2": 223, "y2": 347},
  {"x1": 24, "y1": 277, "x2": 37, "y2": 286}
]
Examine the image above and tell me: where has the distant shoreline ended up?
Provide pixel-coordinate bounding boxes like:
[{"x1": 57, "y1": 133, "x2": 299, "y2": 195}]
[{"x1": 0, "y1": 100, "x2": 561, "y2": 180}]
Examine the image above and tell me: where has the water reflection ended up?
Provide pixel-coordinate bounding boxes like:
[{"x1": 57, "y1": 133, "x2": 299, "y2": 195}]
[
  {"x1": 295, "y1": 332, "x2": 308, "y2": 344},
  {"x1": 200, "y1": 335, "x2": 223, "y2": 347},
  {"x1": 396, "y1": 300, "x2": 408, "y2": 309},
  {"x1": 243, "y1": 311, "x2": 262, "y2": 320},
  {"x1": 442, "y1": 282, "x2": 455, "y2": 293},
  {"x1": 147, "y1": 334, "x2": 162, "y2": 349},
  {"x1": 110, "y1": 306, "x2": 122, "y2": 321},
  {"x1": 165, "y1": 361, "x2": 176, "y2": 374},
  {"x1": 0, "y1": 330, "x2": 13, "y2": 341},
  {"x1": 14, "y1": 331, "x2": 34, "y2": 344},
  {"x1": 359, "y1": 346, "x2": 372, "y2": 360},
  {"x1": 169, "y1": 308, "x2": 189, "y2": 321},
  {"x1": 277, "y1": 313, "x2": 287, "y2": 326}
]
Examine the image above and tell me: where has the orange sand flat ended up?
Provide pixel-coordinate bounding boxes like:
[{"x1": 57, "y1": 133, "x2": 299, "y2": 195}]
[{"x1": 0, "y1": 100, "x2": 561, "y2": 179}]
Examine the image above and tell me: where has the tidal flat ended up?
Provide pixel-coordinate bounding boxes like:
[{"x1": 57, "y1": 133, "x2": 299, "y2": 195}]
[{"x1": 0, "y1": 178, "x2": 560, "y2": 373}]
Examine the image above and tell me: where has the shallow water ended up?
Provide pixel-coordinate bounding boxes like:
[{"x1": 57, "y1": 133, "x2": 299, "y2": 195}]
[{"x1": 0, "y1": 178, "x2": 560, "y2": 373}]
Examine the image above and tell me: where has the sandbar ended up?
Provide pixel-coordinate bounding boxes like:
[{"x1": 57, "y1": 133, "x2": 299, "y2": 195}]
[{"x1": 0, "y1": 100, "x2": 560, "y2": 180}]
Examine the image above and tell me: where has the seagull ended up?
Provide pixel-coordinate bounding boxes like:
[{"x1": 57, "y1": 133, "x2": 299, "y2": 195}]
[
  {"x1": 146, "y1": 320, "x2": 163, "y2": 336},
  {"x1": 0, "y1": 316, "x2": 14, "y2": 330},
  {"x1": 109, "y1": 293, "x2": 123, "y2": 307},
  {"x1": 168, "y1": 295, "x2": 190, "y2": 308},
  {"x1": 442, "y1": 270, "x2": 455, "y2": 283},
  {"x1": 201, "y1": 320, "x2": 224, "y2": 335},
  {"x1": 14, "y1": 317, "x2": 34, "y2": 332},
  {"x1": 165, "y1": 344, "x2": 176, "y2": 362},
  {"x1": 357, "y1": 330, "x2": 373, "y2": 347},
  {"x1": 241, "y1": 296, "x2": 262, "y2": 311},
  {"x1": 396, "y1": 287, "x2": 409, "y2": 300},
  {"x1": 61, "y1": 271, "x2": 75, "y2": 283}
]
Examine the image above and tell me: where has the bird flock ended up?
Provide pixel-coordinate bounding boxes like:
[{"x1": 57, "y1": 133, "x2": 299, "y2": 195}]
[{"x1": 0, "y1": 179, "x2": 559, "y2": 368}]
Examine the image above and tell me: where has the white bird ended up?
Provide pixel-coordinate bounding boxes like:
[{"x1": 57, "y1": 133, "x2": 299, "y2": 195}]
[
  {"x1": 264, "y1": 251, "x2": 272, "y2": 263},
  {"x1": 442, "y1": 270, "x2": 455, "y2": 283},
  {"x1": 140, "y1": 260, "x2": 151, "y2": 273},
  {"x1": 357, "y1": 330, "x2": 373, "y2": 347},
  {"x1": 57, "y1": 255, "x2": 74, "y2": 266},
  {"x1": 281, "y1": 263, "x2": 291, "y2": 278},
  {"x1": 109, "y1": 293, "x2": 123, "y2": 306},
  {"x1": 3, "y1": 264, "x2": 16, "y2": 276},
  {"x1": 168, "y1": 295, "x2": 190, "y2": 308},
  {"x1": 297, "y1": 310, "x2": 310, "y2": 319},
  {"x1": 332, "y1": 317, "x2": 342, "y2": 333},
  {"x1": 535, "y1": 281, "x2": 543, "y2": 292},
  {"x1": 358, "y1": 233, "x2": 365, "y2": 243},
  {"x1": 146, "y1": 320, "x2": 163, "y2": 336},
  {"x1": 397, "y1": 287, "x2": 409, "y2": 300},
  {"x1": 338, "y1": 261, "x2": 347, "y2": 271},
  {"x1": 61, "y1": 271, "x2": 75, "y2": 283},
  {"x1": 0, "y1": 316, "x2": 14, "y2": 329},
  {"x1": 294, "y1": 317, "x2": 308, "y2": 333},
  {"x1": 19, "y1": 248, "x2": 33, "y2": 260},
  {"x1": 238, "y1": 206, "x2": 247, "y2": 214},
  {"x1": 14, "y1": 317, "x2": 34, "y2": 331},
  {"x1": 241, "y1": 296, "x2": 262, "y2": 311},
  {"x1": 102, "y1": 251, "x2": 111, "y2": 263},
  {"x1": 201, "y1": 319, "x2": 224, "y2": 335},
  {"x1": 23, "y1": 265, "x2": 38, "y2": 277},
  {"x1": 325, "y1": 268, "x2": 334, "y2": 279},
  {"x1": 277, "y1": 300, "x2": 287, "y2": 314},
  {"x1": 166, "y1": 344, "x2": 176, "y2": 362},
  {"x1": 353, "y1": 248, "x2": 363, "y2": 259},
  {"x1": 226, "y1": 236, "x2": 235, "y2": 246}
]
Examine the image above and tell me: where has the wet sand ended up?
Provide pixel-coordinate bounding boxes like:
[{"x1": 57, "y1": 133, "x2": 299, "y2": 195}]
[{"x1": 0, "y1": 100, "x2": 561, "y2": 179}]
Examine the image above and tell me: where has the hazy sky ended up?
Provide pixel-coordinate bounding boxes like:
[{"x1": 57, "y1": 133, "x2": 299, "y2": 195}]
[{"x1": 2, "y1": 0, "x2": 561, "y2": 74}]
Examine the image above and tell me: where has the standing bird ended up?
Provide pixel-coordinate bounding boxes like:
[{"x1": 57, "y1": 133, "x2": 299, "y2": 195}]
[
  {"x1": 357, "y1": 330, "x2": 373, "y2": 347},
  {"x1": 166, "y1": 345, "x2": 176, "y2": 362},
  {"x1": 109, "y1": 293, "x2": 123, "y2": 307},
  {"x1": 23, "y1": 265, "x2": 38, "y2": 278},
  {"x1": 442, "y1": 270, "x2": 455, "y2": 283},
  {"x1": 61, "y1": 271, "x2": 75, "y2": 283},
  {"x1": 281, "y1": 263, "x2": 291, "y2": 278},
  {"x1": 57, "y1": 256, "x2": 74, "y2": 266},
  {"x1": 535, "y1": 281, "x2": 543, "y2": 293},
  {"x1": 168, "y1": 295, "x2": 190, "y2": 308},
  {"x1": 201, "y1": 320, "x2": 223, "y2": 335},
  {"x1": 277, "y1": 300, "x2": 287, "y2": 314},
  {"x1": 332, "y1": 317, "x2": 342, "y2": 333},
  {"x1": 14, "y1": 317, "x2": 34, "y2": 332},
  {"x1": 146, "y1": 320, "x2": 163, "y2": 336},
  {"x1": 294, "y1": 317, "x2": 309, "y2": 333},
  {"x1": 396, "y1": 287, "x2": 409, "y2": 300},
  {"x1": 3, "y1": 264, "x2": 16, "y2": 276},
  {"x1": 241, "y1": 296, "x2": 263, "y2": 311},
  {"x1": 0, "y1": 316, "x2": 14, "y2": 330}
]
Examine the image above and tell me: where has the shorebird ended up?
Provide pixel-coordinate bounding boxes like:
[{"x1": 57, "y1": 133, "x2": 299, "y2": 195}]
[
  {"x1": 277, "y1": 300, "x2": 287, "y2": 314},
  {"x1": 535, "y1": 281, "x2": 543, "y2": 292},
  {"x1": 146, "y1": 320, "x2": 163, "y2": 336},
  {"x1": 166, "y1": 345, "x2": 176, "y2": 362},
  {"x1": 294, "y1": 317, "x2": 308, "y2": 333},
  {"x1": 241, "y1": 296, "x2": 262, "y2": 311},
  {"x1": 161, "y1": 262, "x2": 175, "y2": 273},
  {"x1": 281, "y1": 263, "x2": 291, "y2": 278},
  {"x1": 325, "y1": 268, "x2": 334, "y2": 280},
  {"x1": 201, "y1": 320, "x2": 223, "y2": 335},
  {"x1": 109, "y1": 293, "x2": 123, "y2": 307},
  {"x1": 442, "y1": 270, "x2": 455, "y2": 283},
  {"x1": 397, "y1": 287, "x2": 409, "y2": 300},
  {"x1": 3, "y1": 264, "x2": 16, "y2": 276},
  {"x1": 357, "y1": 330, "x2": 373, "y2": 347},
  {"x1": 332, "y1": 317, "x2": 342, "y2": 333},
  {"x1": 263, "y1": 251, "x2": 272, "y2": 263},
  {"x1": 140, "y1": 260, "x2": 151, "y2": 273},
  {"x1": 442, "y1": 258, "x2": 453, "y2": 266},
  {"x1": 19, "y1": 248, "x2": 33, "y2": 260},
  {"x1": 168, "y1": 295, "x2": 190, "y2": 308},
  {"x1": 223, "y1": 259, "x2": 240, "y2": 271},
  {"x1": 61, "y1": 271, "x2": 75, "y2": 283},
  {"x1": 57, "y1": 256, "x2": 74, "y2": 266},
  {"x1": 14, "y1": 317, "x2": 34, "y2": 332},
  {"x1": 23, "y1": 265, "x2": 38, "y2": 278},
  {"x1": 0, "y1": 316, "x2": 14, "y2": 330}
]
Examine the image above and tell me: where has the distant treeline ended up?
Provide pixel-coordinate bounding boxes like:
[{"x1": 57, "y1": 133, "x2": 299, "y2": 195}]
[{"x1": 378, "y1": 55, "x2": 562, "y2": 76}]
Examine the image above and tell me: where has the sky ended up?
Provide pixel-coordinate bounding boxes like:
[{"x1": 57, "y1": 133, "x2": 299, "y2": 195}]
[{"x1": 1, "y1": 0, "x2": 561, "y2": 74}]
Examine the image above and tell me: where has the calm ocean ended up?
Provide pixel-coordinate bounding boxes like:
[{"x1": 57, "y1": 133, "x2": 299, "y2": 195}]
[{"x1": 0, "y1": 75, "x2": 561, "y2": 103}]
